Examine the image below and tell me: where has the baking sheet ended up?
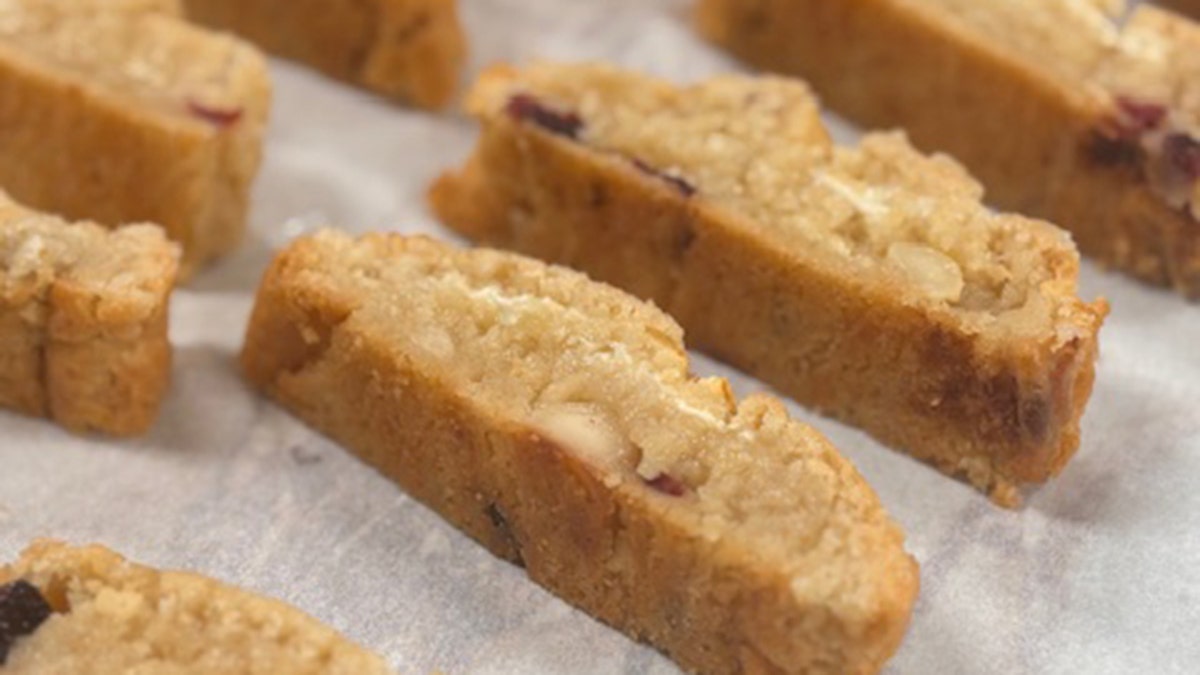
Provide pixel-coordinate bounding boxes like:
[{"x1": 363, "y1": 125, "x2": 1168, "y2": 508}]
[{"x1": 3, "y1": 1, "x2": 1199, "y2": 672}]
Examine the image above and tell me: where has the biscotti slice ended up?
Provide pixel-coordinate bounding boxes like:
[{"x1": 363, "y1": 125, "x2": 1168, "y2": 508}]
[
  {"x1": 183, "y1": 0, "x2": 464, "y2": 109},
  {"x1": 0, "y1": 540, "x2": 393, "y2": 674},
  {"x1": 241, "y1": 230, "x2": 919, "y2": 675},
  {"x1": 430, "y1": 63, "x2": 1109, "y2": 506},
  {"x1": 697, "y1": 0, "x2": 1200, "y2": 298},
  {"x1": 0, "y1": 0, "x2": 271, "y2": 278},
  {"x1": 0, "y1": 191, "x2": 178, "y2": 436}
]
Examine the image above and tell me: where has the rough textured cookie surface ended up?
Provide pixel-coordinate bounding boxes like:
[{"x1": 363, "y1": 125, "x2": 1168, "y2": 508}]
[
  {"x1": 0, "y1": 0, "x2": 271, "y2": 277},
  {"x1": 0, "y1": 191, "x2": 178, "y2": 436},
  {"x1": 241, "y1": 230, "x2": 919, "y2": 675},
  {"x1": 696, "y1": 0, "x2": 1200, "y2": 297},
  {"x1": 183, "y1": 0, "x2": 464, "y2": 109},
  {"x1": 0, "y1": 540, "x2": 393, "y2": 675},
  {"x1": 431, "y1": 62, "x2": 1109, "y2": 506}
]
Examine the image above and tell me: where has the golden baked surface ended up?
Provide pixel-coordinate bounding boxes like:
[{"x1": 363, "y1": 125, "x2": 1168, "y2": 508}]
[
  {"x1": 0, "y1": 191, "x2": 177, "y2": 436},
  {"x1": 241, "y1": 230, "x2": 919, "y2": 675},
  {"x1": 695, "y1": 0, "x2": 1200, "y2": 296},
  {"x1": 432, "y1": 62, "x2": 1107, "y2": 505},
  {"x1": 0, "y1": 540, "x2": 393, "y2": 674},
  {"x1": 0, "y1": 0, "x2": 271, "y2": 276}
]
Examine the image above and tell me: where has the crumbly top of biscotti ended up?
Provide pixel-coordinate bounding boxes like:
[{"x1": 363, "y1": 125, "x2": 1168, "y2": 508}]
[
  {"x1": 0, "y1": 0, "x2": 268, "y2": 128},
  {"x1": 914, "y1": 1, "x2": 1200, "y2": 120},
  {"x1": 0, "y1": 541, "x2": 393, "y2": 675},
  {"x1": 0, "y1": 192, "x2": 178, "y2": 325},
  {"x1": 271, "y1": 230, "x2": 916, "y2": 619},
  {"x1": 467, "y1": 63, "x2": 1102, "y2": 341},
  {"x1": 906, "y1": 2, "x2": 1200, "y2": 219}
]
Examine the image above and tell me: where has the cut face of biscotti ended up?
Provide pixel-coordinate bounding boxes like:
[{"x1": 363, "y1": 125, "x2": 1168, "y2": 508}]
[
  {"x1": 430, "y1": 62, "x2": 1109, "y2": 506},
  {"x1": 241, "y1": 230, "x2": 919, "y2": 675},
  {"x1": 0, "y1": 540, "x2": 393, "y2": 674},
  {"x1": 182, "y1": 0, "x2": 464, "y2": 109},
  {"x1": 0, "y1": 191, "x2": 178, "y2": 436},
  {"x1": 697, "y1": 0, "x2": 1200, "y2": 298},
  {"x1": 0, "y1": 0, "x2": 271, "y2": 278}
]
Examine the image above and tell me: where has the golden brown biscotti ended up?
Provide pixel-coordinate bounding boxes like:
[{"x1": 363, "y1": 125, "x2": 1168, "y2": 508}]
[
  {"x1": 430, "y1": 63, "x2": 1109, "y2": 506},
  {"x1": 0, "y1": 192, "x2": 178, "y2": 436},
  {"x1": 696, "y1": 0, "x2": 1200, "y2": 298},
  {"x1": 0, "y1": 0, "x2": 271, "y2": 278},
  {"x1": 241, "y1": 230, "x2": 919, "y2": 675},
  {"x1": 1159, "y1": 0, "x2": 1200, "y2": 20},
  {"x1": 182, "y1": 0, "x2": 464, "y2": 109},
  {"x1": 0, "y1": 540, "x2": 393, "y2": 674}
]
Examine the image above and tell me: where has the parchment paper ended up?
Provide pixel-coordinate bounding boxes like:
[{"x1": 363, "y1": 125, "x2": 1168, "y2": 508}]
[{"x1": 2, "y1": 1, "x2": 1198, "y2": 673}]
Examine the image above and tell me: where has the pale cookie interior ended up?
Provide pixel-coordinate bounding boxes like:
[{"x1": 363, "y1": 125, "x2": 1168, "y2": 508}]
[
  {"x1": 0, "y1": 541, "x2": 393, "y2": 675},
  {"x1": 0, "y1": 194, "x2": 176, "y2": 332},
  {"x1": 0, "y1": 0, "x2": 265, "y2": 121}
]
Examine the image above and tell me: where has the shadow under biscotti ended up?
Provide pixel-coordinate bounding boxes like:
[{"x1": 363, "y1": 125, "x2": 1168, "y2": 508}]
[
  {"x1": 1028, "y1": 366, "x2": 1196, "y2": 525},
  {"x1": 131, "y1": 343, "x2": 260, "y2": 460}
]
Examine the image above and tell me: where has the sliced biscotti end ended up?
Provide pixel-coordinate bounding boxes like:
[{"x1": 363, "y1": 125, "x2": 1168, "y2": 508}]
[
  {"x1": 0, "y1": 196, "x2": 179, "y2": 336},
  {"x1": 0, "y1": 192, "x2": 178, "y2": 435},
  {"x1": 433, "y1": 62, "x2": 1107, "y2": 505},
  {"x1": 0, "y1": 540, "x2": 393, "y2": 674},
  {"x1": 242, "y1": 230, "x2": 918, "y2": 675}
]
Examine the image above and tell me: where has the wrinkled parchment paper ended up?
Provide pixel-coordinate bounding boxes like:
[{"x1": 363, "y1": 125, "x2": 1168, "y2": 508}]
[{"x1": 2, "y1": 1, "x2": 1198, "y2": 672}]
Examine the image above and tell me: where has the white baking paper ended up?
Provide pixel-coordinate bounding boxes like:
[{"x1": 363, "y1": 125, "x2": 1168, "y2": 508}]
[{"x1": 2, "y1": 1, "x2": 1198, "y2": 673}]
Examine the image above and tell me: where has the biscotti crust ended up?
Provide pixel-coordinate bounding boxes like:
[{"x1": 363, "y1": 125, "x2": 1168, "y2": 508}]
[
  {"x1": 695, "y1": 0, "x2": 1200, "y2": 298},
  {"x1": 241, "y1": 231, "x2": 918, "y2": 675},
  {"x1": 183, "y1": 0, "x2": 465, "y2": 109},
  {"x1": 0, "y1": 3, "x2": 271, "y2": 278},
  {"x1": 431, "y1": 64, "x2": 1107, "y2": 506},
  {"x1": 0, "y1": 195, "x2": 178, "y2": 436},
  {"x1": 1160, "y1": 0, "x2": 1200, "y2": 18},
  {"x1": 0, "y1": 541, "x2": 393, "y2": 674}
]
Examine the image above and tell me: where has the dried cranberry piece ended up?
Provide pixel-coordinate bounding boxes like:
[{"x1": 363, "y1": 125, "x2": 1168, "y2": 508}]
[
  {"x1": 484, "y1": 503, "x2": 525, "y2": 567},
  {"x1": 632, "y1": 159, "x2": 697, "y2": 198},
  {"x1": 644, "y1": 473, "x2": 688, "y2": 497},
  {"x1": 0, "y1": 580, "x2": 52, "y2": 664},
  {"x1": 187, "y1": 100, "x2": 244, "y2": 128},
  {"x1": 1115, "y1": 96, "x2": 1168, "y2": 133},
  {"x1": 505, "y1": 94, "x2": 583, "y2": 139},
  {"x1": 1085, "y1": 131, "x2": 1142, "y2": 168},
  {"x1": 1163, "y1": 133, "x2": 1200, "y2": 182}
]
